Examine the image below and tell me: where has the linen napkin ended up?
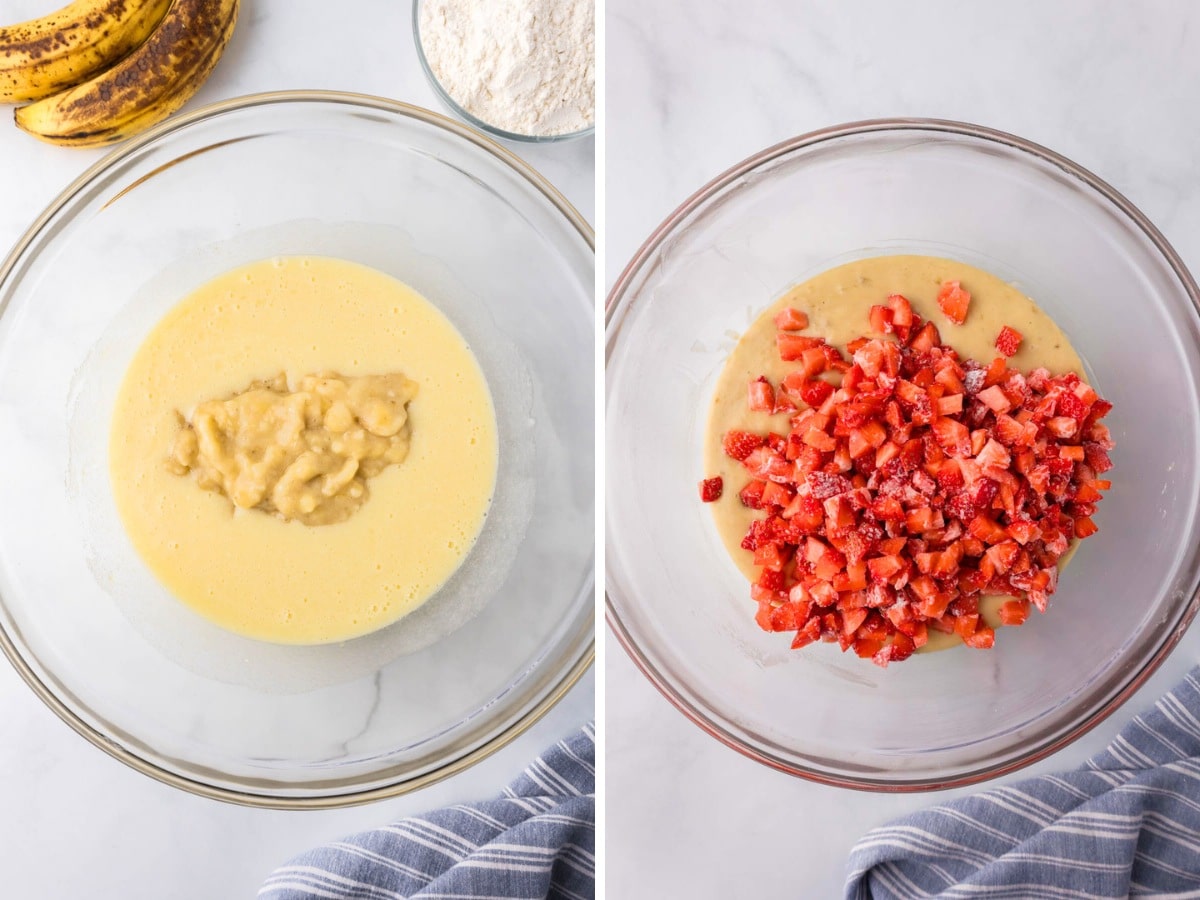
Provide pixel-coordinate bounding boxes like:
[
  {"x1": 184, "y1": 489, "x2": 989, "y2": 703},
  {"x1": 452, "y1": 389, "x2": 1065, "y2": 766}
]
[
  {"x1": 845, "y1": 666, "x2": 1200, "y2": 898},
  {"x1": 259, "y1": 723, "x2": 595, "y2": 900}
]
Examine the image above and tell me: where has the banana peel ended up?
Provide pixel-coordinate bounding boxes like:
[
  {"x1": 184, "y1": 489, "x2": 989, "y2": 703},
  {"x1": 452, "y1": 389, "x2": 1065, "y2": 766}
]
[
  {"x1": 0, "y1": 0, "x2": 173, "y2": 103},
  {"x1": 13, "y1": 0, "x2": 239, "y2": 147}
]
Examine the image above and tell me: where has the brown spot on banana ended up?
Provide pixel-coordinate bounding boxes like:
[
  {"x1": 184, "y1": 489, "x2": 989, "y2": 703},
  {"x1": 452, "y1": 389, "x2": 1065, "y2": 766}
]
[{"x1": 13, "y1": 0, "x2": 238, "y2": 147}]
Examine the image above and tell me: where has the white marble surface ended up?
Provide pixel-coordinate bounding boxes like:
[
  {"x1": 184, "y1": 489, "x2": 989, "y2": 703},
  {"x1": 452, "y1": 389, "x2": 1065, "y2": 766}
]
[
  {"x1": 0, "y1": 1, "x2": 594, "y2": 898},
  {"x1": 606, "y1": 1, "x2": 1200, "y2": 897}
]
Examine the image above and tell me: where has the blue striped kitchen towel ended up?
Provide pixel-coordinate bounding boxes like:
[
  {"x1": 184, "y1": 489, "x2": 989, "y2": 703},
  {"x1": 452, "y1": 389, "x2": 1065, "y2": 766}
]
[
  {"x1": 845, "y1": 666, "x2": 1200, "y2": 898},
  {"x1": 259, "y1": 723, "x2": 594, "y2": 900}
]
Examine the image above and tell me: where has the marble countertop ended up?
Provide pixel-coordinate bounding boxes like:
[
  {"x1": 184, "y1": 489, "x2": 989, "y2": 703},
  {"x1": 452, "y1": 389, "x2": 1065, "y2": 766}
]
[
  {"x1": 0, "y1": 2, "x2": 594, "y2": 898},
  {"x1": 606, "y1": 1, "x2": 1200, "y2": 897}
]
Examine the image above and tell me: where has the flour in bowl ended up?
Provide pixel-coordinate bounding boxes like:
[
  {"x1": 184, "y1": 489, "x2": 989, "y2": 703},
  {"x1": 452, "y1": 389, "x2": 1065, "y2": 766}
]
[{"x1": 419, "y1": 0, "x2": 594, "y2": 137}]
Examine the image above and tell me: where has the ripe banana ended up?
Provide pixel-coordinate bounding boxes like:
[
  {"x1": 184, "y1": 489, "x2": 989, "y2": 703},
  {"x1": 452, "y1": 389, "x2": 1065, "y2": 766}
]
[
  {"x1": 0, "y1": 0, "x2": 173, "y2": 103},
  {"x1": 14, "y1": 0, "x2": 239, "y2": 148}
]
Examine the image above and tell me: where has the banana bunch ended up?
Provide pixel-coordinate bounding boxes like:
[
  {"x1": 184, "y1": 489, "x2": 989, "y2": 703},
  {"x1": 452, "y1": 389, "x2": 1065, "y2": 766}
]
[{"x1": 0, "y1": 0, "x2": 239, "y2": 147}]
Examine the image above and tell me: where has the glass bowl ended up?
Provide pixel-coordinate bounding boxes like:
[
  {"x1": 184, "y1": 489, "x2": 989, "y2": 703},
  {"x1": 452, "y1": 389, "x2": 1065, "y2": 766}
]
[
  {"x1": 0, "y1": 91, "x2": 594, "y2": 807},
  {"x1": 412, "y1": 0, "x2": 595, "y2": 145},
  {"x1": 606, "y1": 118, "x2": 1200, "y2": 791}
]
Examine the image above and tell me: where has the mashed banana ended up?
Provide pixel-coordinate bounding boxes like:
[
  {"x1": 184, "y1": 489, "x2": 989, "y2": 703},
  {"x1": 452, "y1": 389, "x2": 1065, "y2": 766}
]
[{"x1": 168, "y1": 371, "x2": 419, "y2": 526}]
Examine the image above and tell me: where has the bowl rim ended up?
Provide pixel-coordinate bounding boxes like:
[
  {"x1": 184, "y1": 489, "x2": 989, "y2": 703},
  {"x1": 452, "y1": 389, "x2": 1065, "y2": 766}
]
[
  {"x1": 410, "y1": 0, "x2": 595, "y2": 144},
  {"x1": 604, "y1": 116, "x2": 1200, "y2": 792},
  {"x1": 0, "y1": 89, "x2": 595, "y2": 809}
]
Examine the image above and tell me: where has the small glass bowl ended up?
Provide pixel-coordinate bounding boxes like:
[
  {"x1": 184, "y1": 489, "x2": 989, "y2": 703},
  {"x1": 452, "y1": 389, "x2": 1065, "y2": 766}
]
[
  {"x1": 412, "y1": 0, "x2": 595, "y2": 144},
  {"x1": 0, "y1": 91, "x2": 594, "y2": 807},
  {"x1": 606, "y1": 118, "x2": 1200, "y2": 791}
]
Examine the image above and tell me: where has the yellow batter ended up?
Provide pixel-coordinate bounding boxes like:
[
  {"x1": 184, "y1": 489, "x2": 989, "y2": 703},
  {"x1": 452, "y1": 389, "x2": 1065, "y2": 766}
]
[
  {"x1": 110, "y1": 256, "x2": 498, "y2": 644},
  {"x1": 704, "y1": 255, "x2": 1084, "y2": 648}
]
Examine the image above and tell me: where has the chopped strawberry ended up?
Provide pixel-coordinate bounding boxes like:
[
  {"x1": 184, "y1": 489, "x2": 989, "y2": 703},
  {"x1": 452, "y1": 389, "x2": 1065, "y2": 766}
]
[
  {"x1": 800, "y1": 347, "x2": 829, "y2": 378},
  {"x1": 748, "y1": 377, "x2": 774, "y2": 412},
  {"x1": 909, "y1": 322, "x2": 941, "y2": 353},
  {"x1": 790, "y1": 617, "x2": 822, "y2": 649},
  {"x1": 743, "y1": 446, "x2": 791, "y2": 482},
  {"x1": 995, "y1": 325, "x2": 1023, "y2": 358},
  {"x1": 775, "y1": 307, "x2": 809, "y2": 331},
  {"x1": 937, "y1": 393, "x2": 964, "y2": 416},
  {"x1": 739, "y1": 480, "x2": 766, "y2": 509},
  {"x1": 975, "y1": 438, "x2": 1011, "y2": 470},
  {"x1": 869, "y1": 304, "x2": 893, "y2": 334},
  {"x1": 888, "y1": 293, "x2": 914, "y2": 327},
  {"x1": 998, "y1": 599, "x2": 1030, "y2": 626},
  {"x1": 753, "y1": 542, "x2": 787, "y2": 570},
  {"x1": 699, "y1": 477, "x2": 723, "y2": 502},
  {"x1": 985, "y1": 359, "x2": 1011, "y2": 392},
  {"x1": 777, "y1": 332, "x2": 819, "y2": 361},
  {"x1": 757, "y1": 568, "x2": 785, "y2": 592},
  {"x1": 976, "y1": 385, "x2": 1013, "y2": 414},
  {"x1": 932, "y1": 417, "x2": 971, "y2": 457},
  {"x1": 873, "y1": 632, "x2": 915, "y2": 667},
  {"x1": 936, "y1": 280, "x2": 971, "y2": 325},
  {"x1": 723, "y1": 430, "x2": 763, "y2": 461},
  {"x1": 806, "y1": 471, "x2": 851, "y2": 500},
  {"x1": 760, "y1": 481, "x2": 793, "y2": 508},
  {"x1": 799, "y1": 378, "x2": 834, "y2": 407},
  {"x1": 963, "y1": 626, "x2": 995, "y2": 649}
]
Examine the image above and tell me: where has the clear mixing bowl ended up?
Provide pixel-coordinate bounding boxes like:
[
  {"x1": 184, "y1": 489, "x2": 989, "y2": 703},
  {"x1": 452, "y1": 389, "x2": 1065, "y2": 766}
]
[
  {"x1": 606, "y1": 119, "x2": 1200, "y2": 790},
  {"x1": 0, "y1": 91, "x2": 594, "y2": 807}
]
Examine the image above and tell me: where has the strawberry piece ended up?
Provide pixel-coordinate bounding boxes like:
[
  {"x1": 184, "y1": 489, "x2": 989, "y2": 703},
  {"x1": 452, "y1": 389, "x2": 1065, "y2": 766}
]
[
  {"x1": 869, "y1": 304, "x2": 893, "y2": 334},
  {"x1": 967, "y1": 514, "x2": 1008, "y2": 544},
  {"x1": 806, "y1": 471, "x2": 851, "y2": 500},
  {"x1": 963, "y1": 626, "x2": 995, "y2": 649},
  {"x1": 743, "y1": 446, "x2": 791, "y2": 482},
  {"x1": 1084, "y1": 444, "x2": 1113, "y2": 473},
  {"x1": 790, "y1": 617, "x2": 822, "y2": 649},
  {"x1": 936, "y1": 280, "x2": 971, "y2": 325},
  {"x1": 800, "y1": 347, "x2": 829, "y2": 378},
  {"x1": 995, "y1": 325, "x2": 1023, "y2": 358},
  {"x1": 699, "y1": 477, "x2": 723, "y2": 502},
  {"x1": 723, "y1": 430, "x2": 763, "y2": 461},
  {"x1": 760, "y1": 481, "x2": 793, "y2": 508},
  {"x1": 888, "y1": 294, "x2": 914, "y2": 328},
  {"x1": 932, "y1": 418, "x2": 971, "y2": 457},
  {"x1": 757, "y1": 568, "x2": 785, "y2": 592},
  {"x1": 976, "y1": 438, "x2": 1011, "y2": 470},
  {"x1": 937, "y1": 393, "x2": 964, "y2": 416},
  {"x1": 777, "y1": 333, "x2": 819, "y2": 361},
  {"x1": 873, "y1": 632, "x2": 915, "y2": 667},
  {"x1": 753, "y1": 542, "x2": 788, "y2": 570},
  {"x1": 799, "y1": 378, "x2": 834, "y2": 407},
  {"x1": 998, "y1": 599, "x2": 1030, "y2": 626},
  {"x1": 787, "y1": 494, "x2": 825, "y2": 531},
  {"x1": 867, "y1": 555, "x2": 905, "y2": 583},
  {"x1": 775, "y1": 307, "x2": 809, "y2": 331},
  {"x1": 757, "y1": 599, "x2": 808, "y2": 632},
  {"x1": 909, "y1": 322, "x2": 941, "y2": 353},
  {"x1": 984, "y1": 356, "x2": 1010, "y2": 389},
  {"x1": 1056, "y1": 390, "x2": 1090, "y2": 421},
  {"x1": 976, "y1": 385, "x2": 1013, "y2": 414},
  {"x1": 739, "y1": 480, "x2": 766, "y2": 509},
  {"x1": 748, "y1": 377, "x2": 774, "y2": 412},
  {"x1": 802, "y1": 428, "x2": 836, "y2": 452}
]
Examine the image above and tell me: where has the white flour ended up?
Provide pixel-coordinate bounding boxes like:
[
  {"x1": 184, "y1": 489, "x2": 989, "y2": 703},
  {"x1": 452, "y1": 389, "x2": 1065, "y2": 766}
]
[{"x1": 419, "y1": 0, "x2": 595, "y2": 137}]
